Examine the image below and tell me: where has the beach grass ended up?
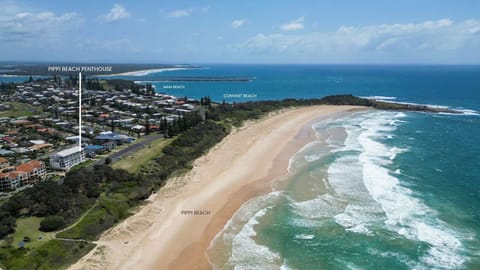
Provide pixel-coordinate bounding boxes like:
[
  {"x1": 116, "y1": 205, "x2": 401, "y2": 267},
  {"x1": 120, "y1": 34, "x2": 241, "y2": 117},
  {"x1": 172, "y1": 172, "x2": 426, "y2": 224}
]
[
  {"x1": 69, "y1": 159, "x2": 96, "y2": 172},
  {"x1": 112, "y1": 137, "x2": 173, "y2": 173}
]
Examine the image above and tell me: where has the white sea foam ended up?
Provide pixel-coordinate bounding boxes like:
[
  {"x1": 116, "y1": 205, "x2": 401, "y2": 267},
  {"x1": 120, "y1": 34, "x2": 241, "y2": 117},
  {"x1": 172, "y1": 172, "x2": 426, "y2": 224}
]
[
  {"x1": 294, "y1": 234, "x2": 315, "y2": 240},
  {"x1": 334, "y1": 202, "x2": 382, "y2": 236},
  {"x1": 439, "y1": 109, "x2": 480, "y2": 116},
  {"x1": 289, "y1": 140, "x2": 325, "y2": 171},
  {"x1": 103, "y1": 66, "x2": 199, "y2": 77},
  {"x1": 456, "y1": 109, "x2": 480, "y2": 116},
  {"x1": 378, "y1": 100, "x2": 480, "y2": 116},
  {"x1": 325, "y1": 135, "x2": 344, "y2": 148},
  {"x1": 367, "y1": 248, "x2": 417, "y2": 269},
  {"x1": 354, "y1": 111, "x2": 467, "y2": 269},
  {"x1": 327, "y1": 155, "x2": 365, "y2": 195},
  {"x1": 291, "y1": 193, "x2": 346, "y2": 219},
  {"x1": 304, "y1": 153, "x2": 324, "y2": 162},
  {"x1": 279, "y1": 263, "x2": 295, "y2": 270},
  {"x1": 360, "y1": 95, "x2": 397, "y2": 101},
  {"x1": 226, "y1": 207, "x2": 284, "y2": 270},
  {"x1": 389, "y1": 146, "x2": 408, "y2": 160},
  {"x1": 209, "y1": 191, "x2": 285, "y2": 270},
  {"x1": 287, "y1": 157, "x2": 294, "y2": 173},
  {"x1": 287, "y1": 217, "x2": 325, "y2": 228}
]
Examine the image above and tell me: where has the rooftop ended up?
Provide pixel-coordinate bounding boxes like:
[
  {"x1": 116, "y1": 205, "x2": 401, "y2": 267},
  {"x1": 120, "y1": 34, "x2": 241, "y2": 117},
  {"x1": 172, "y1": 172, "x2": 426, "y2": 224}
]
[{"x1": 54, "y1": 146, "x2": 83, "y2": 157}]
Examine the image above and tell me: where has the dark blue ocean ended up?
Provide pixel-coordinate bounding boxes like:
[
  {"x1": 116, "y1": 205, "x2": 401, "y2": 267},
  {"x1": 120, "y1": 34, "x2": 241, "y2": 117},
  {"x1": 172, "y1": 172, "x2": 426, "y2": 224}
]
[{"x1": 3, "y1": 65, "x2": 480, "y2": 269}]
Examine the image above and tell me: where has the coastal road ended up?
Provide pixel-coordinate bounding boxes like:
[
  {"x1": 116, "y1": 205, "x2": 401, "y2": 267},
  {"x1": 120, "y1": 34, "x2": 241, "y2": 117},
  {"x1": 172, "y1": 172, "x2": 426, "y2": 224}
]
[{"x1": 88, "y1": 133, "x2": 164, "y2": 168}]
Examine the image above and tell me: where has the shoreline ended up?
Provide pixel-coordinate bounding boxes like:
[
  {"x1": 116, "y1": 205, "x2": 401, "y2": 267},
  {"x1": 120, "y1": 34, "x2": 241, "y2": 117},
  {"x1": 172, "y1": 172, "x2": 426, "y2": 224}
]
[
  {"x1": 69, "y1": 105, "x2": 368, "y2": 270},
  {"x1": 103, "y1": 67, "x2": 198, "y2": 77}
]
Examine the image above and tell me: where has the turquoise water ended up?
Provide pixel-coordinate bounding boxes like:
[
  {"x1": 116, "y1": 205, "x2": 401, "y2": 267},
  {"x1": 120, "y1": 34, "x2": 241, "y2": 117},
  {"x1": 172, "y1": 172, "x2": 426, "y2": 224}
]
[{"x1": 3, "y1": 65, "x2": 479, "y2": 269}]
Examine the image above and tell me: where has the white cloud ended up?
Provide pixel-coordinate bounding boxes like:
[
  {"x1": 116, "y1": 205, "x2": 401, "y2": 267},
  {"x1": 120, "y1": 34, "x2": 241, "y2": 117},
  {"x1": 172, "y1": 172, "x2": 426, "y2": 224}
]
[
  {"x1": 232, "y1": 19, "x2": 247, "y2": 28},
  {"x1": 167, "y1": 9, "x2": 190, "y2": 18},
  {"x1": 164, "y1": 7, "x2": 208, "y2": 18},
  {"x1": 0, "y1": 5, "x2": 82, "y2": 43},
  {"x1": 101, "y1": 4, "x2": 131, "y2": 22},
  {"x1": 280, "y1": 16, "x2": 305, "y2": 31},
  {"x1": 78, "y1": 38, "x2": 140, "y2": 52},
  {"x1": 239, "y1": 18, "x2": 480, "y2": 55}
]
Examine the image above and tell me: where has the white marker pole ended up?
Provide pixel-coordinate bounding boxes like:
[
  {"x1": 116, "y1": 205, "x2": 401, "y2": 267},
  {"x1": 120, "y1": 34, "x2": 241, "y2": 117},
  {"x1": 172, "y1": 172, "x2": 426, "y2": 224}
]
[{"x1": 79, "y1": 72, "x2": 82, "y2": 151}]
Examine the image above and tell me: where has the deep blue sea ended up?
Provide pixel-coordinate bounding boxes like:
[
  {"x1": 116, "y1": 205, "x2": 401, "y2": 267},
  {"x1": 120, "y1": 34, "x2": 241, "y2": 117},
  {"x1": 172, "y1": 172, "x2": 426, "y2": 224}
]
[{"x1": 3, "y1": 65, "x2": 479, "y2": 269}]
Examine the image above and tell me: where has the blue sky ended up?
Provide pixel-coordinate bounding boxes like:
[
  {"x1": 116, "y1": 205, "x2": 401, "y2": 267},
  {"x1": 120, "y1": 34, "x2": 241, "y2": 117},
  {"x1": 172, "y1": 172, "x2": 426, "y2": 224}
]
[{"x1": 0, "y1": 0, "x2": 479, "y2": 64}]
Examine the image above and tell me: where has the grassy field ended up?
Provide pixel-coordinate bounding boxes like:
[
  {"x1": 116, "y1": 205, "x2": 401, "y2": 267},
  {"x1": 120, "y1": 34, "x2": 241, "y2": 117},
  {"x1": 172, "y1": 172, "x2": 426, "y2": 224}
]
[
  {"x1": 112, "y1": 137, "x2": 172, "y2": 173},
  {"x1": 69, "y1": 159, "x2": 95, "y2": 172},
  {"x1": 10, "y1": 217, "x2": 54, "y2": 249},
  {"x1": 0, "y1": 102, "x2": 40, "y2": 118}
]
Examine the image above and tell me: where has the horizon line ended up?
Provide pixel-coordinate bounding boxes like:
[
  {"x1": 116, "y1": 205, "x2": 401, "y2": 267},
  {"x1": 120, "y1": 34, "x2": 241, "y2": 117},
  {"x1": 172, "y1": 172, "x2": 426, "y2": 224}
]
[{"x1": 1, "y1": 61, "x2": 480, "y2": 66}]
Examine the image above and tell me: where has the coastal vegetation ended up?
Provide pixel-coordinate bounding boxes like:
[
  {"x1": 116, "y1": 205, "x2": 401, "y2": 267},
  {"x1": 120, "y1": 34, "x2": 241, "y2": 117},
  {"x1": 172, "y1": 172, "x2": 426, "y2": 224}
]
[
  {"x1": 206, "y1": 94, "x2": 371, "y2": 126},
  {"x1": 206, "y1": 95, "x2": 459, "y2": 127},
  {"x1": 0, "y1": 240, "x2": 95, "y2": 270}
]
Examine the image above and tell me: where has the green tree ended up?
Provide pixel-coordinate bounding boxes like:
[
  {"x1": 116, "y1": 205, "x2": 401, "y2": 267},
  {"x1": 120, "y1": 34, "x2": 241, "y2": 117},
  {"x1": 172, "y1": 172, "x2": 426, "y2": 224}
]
[{"x1": 40, "y1": 215, "x2": 65, "y2": 232}]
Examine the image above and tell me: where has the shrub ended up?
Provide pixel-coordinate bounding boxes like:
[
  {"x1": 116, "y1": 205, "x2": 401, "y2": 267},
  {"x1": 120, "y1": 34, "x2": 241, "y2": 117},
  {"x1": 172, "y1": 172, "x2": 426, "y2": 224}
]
[{"x1": 39, "y1": 216, "x2": 65, "y2": 232}]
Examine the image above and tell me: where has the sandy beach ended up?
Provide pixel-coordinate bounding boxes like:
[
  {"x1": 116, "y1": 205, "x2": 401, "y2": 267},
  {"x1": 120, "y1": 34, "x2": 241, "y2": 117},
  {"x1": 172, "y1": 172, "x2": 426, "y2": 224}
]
[
  {"x1": 69, "y1": 105, "x2": 366, "y2": 270},
  {"x1": 104, "y1": 67, "x2": 195, "y2": 77}
]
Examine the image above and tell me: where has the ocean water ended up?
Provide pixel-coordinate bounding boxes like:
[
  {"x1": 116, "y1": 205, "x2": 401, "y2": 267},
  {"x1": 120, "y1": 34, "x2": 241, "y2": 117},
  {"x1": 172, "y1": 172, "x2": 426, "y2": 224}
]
[
  {"x1": 130, "y1": 64, "x2": 480, "y2": 110},
  {"x1": 2, "y1": 65, "x2": 479, "y2": 269}
]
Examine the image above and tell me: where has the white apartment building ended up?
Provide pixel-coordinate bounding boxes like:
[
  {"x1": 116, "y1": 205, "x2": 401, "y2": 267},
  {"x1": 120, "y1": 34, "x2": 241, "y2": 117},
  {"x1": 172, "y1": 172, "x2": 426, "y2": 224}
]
[{"x1": 49, "y1": 146, "x2": 86, "y2": 171}]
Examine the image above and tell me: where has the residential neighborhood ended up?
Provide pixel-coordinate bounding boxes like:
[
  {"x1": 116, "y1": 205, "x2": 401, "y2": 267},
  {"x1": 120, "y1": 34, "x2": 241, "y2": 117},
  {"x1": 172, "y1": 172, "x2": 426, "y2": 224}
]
[{"x1": 0, "y1": 76, "x2": 201, "y2": 194}]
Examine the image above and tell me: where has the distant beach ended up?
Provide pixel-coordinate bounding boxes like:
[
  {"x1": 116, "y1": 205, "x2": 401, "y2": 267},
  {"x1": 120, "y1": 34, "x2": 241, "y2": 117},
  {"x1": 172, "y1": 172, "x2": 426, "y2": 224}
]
[
  {"x1": 0, "y1": 63, "x2": 200, "y2": 77},
  {"x1": 68, "y1": 105, "x2": 366, "y2": 270},
  {"x1": 104, "y1": 67, "x2": 198, "y2": 77}
]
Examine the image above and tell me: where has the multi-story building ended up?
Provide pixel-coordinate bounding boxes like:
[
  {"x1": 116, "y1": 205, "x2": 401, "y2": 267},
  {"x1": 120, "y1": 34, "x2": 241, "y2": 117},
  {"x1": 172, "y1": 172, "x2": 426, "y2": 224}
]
[
  {"x1": 0, "y1": 172, "x2": 13, "y2": 192},
  {"x1": 0, "y1": 171, "x2": 26, "y2": 192},
  {"x1": 49, "y1": 146, "x2": 86, "y2": 171},
  {"x1": 0, "y1": 160, "x2": 47, "y2": 192},
  {"x1": 16, "y1": 160, "x2": 47, "y2": 184}
]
